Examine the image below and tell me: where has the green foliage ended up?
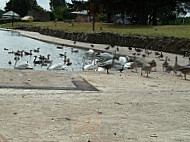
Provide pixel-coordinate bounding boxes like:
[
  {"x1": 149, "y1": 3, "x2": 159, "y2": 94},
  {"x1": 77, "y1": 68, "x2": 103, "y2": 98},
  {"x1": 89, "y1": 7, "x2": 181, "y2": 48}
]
[
  {"x1": 50, "y1": 0, "x2": 66, "y2": 11},
  {"x1": 99, "y1": 14, "x2": 107, "y2": 22},
  {"x1": 0, "y1": 10, "x2": 4, "y2": 19}
]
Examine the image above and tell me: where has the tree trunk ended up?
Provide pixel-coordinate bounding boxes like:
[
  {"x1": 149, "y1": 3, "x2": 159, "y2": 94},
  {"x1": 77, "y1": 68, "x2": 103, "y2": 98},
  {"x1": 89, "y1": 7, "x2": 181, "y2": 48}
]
[
  {"x1": 137, "y1": 11, "x2": 148, "y2": 25},
  {"x1": 152, "y1": 8, "x2": 157, "y2": 25}
]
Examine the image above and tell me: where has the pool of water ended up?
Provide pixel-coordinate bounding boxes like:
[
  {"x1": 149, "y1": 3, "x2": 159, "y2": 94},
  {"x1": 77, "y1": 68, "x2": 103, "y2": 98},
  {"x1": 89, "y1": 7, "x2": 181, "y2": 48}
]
[{"x1": 0, "y1": 30, "x2": 94, "y2": 71}]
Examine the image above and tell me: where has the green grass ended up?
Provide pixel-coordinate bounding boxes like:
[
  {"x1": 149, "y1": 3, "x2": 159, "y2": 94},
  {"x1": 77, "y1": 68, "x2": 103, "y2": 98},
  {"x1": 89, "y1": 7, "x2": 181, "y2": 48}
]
[{"x1": 1, "y1": 21, "x2": 190, "y2": 39}]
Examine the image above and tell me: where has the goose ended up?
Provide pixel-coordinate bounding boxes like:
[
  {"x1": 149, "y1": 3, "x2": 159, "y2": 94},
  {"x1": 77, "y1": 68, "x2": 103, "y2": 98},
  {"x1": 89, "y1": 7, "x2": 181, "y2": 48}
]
[
  {"x1": 173, "y1": 56, "x2": 184, "y2": 73},
  {"x1": 141, "y1": 62, "x2": 154, "y2": 77},
  {"x1": 148, "y1": 60, "x2": 157, "y2": 71},
  {"x1": 33, "y1": 56, "x2": 43, "y2": 65},
  {"x1": 47, "y1": 62, "x2": 66, "y2": 70},
  {"x1": 71, "y1": 47, "x2": 79, "y2": 53},
  {"x1": 66, "y1": 58, "x2": 72, "y2": 66},
  {"x1": 24, "y1": 50, "x2": 33, "y2": 56},
  {"x1": 43, "y1": 54, "x2": 52, "y2": 64},
  {"x1": 59, "y1": 52, "x2": 67, "y2": 57},
  {"x1": 33, "y1": 48, "x2": 40, "y2": 53},
  {"x1": 157, "y1": 51, "x2": 163, "y2": 58},
  {"x1": 98, "y1": 56, "x2": 116, "y2": 74},
  {"x1": 178, "y1": 66, "x2": 190, "y2": 80},
  {"x1": 162, "y1": 56, "x2": 169, "y2": 71},
  {"x1": 14, "y1": 50, "x2": 23, "y2": 56},
  {"x1": 165, "y1": 65, "x2": 177, "y2": 74}
]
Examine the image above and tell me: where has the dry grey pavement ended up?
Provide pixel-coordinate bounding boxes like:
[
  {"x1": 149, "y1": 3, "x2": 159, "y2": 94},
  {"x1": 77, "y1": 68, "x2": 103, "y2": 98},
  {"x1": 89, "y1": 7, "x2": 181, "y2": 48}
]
[{"x1": 0, "y1": 29, "x2": 190, "y2": 142}]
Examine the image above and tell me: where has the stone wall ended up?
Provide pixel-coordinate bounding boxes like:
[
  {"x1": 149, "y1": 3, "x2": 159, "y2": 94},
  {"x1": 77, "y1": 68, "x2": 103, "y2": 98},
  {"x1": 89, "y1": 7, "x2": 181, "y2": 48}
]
[{"x1": 16, "y1": 25, "x2": 190, "y2": 54}]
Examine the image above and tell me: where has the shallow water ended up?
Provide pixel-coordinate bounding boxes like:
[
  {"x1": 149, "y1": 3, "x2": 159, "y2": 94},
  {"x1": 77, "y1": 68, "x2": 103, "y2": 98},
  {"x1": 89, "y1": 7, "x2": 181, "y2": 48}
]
[{"x1": 0, "y1": 30, "x2": 93, "y2": 71}]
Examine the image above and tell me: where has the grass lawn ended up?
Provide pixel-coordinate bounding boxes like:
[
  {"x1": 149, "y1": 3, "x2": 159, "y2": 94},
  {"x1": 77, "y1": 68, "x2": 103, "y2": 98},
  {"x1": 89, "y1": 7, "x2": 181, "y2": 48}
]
[{"x1": 1, "y1": 21, "x2": 190, "y2": 39}]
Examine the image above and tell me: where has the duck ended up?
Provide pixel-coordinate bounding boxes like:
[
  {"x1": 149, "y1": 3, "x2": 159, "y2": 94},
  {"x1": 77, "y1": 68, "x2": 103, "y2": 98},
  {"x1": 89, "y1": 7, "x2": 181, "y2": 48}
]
[
  {"x1": 162, "y1": 56, "x2": 169, "y2": 71},
  {"x1": 98, "y1": 56, "x2": 116, "y2": 74},
  {"x1": 4, "y1": 48, "x2": 8, "y2": 50}
]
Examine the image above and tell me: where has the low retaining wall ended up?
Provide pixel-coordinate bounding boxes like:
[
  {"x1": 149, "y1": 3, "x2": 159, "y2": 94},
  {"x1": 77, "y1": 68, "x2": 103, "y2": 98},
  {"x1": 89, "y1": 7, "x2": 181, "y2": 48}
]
[{"x1": 16, "y1": 25, "x2": 190, "y2": 54}]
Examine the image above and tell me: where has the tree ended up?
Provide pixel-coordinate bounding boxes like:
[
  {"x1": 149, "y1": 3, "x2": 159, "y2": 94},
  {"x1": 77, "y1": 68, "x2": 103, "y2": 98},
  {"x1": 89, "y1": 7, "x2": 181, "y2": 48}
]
[
  {"x1": 0, "y1": 10, "x2": 4, "y2": 19},
  {"x1": 50, "y1": 0, "x2": 66, "y2": 11},
  {"x1": 49, "y1": 0, "x2": 67, "y2": 20},
  {"x1": 4, "y1": 0, "x2": 43, "y2": 17}
]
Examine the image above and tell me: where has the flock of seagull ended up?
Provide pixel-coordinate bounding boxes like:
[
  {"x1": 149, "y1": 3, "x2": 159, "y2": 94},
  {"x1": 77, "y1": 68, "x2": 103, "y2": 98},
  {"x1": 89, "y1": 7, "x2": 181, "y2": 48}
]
[{"x1": 3, "y1": 41, "x2": 190, "y2": 80}]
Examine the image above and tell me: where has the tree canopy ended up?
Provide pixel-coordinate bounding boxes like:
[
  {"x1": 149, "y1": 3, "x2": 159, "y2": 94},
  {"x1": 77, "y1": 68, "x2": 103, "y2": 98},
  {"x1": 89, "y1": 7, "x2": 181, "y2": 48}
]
[
  {"x1": 71, "y1": 0, "x2": 190, "y2": 25},
  {"x1": 4, "y1": 0, "x2": 44, "y2": 17}
]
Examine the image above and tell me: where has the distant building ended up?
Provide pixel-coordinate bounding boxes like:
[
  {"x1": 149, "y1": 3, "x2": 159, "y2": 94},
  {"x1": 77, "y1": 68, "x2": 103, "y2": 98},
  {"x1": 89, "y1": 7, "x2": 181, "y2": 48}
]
[
  {"x1": 27, "y1": 10, "x2": 50, "y2": 22},
  {"x1": 71, "y1": 10, "x2": 90, "y2": 22}
]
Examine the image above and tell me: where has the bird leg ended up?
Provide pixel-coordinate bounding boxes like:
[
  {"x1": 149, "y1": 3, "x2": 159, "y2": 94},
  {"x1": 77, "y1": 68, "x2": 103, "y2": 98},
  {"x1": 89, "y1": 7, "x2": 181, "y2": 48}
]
[{"x1": 106, "y1": 69, "x2": 109, "y2": 74}]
